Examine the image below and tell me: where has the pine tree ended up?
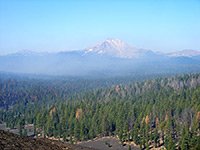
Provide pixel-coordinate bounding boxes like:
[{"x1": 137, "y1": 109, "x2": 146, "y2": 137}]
[
  {"x1": 178, "y1": 125, "x2": 186, "y2": 149},
  {"x1": 53, "y1": 129, "x2": 57, "y2": 138},
  {"x1": 145, "y1": 122, "x2": 150, "y2": 142},
  {"x1": 181, "y1": 131, "x2": 190, "y2": 150},
  {"x1": 18, "y1": 118, "x2": 25, "y2": 136},
  {"x1": 119, "y1": 129, "x2": 123, "y2": 142},
  {"x1": 194, "y1": 136, "x2": 200, "y2": 150},
  {"x1": 24, "y1": 129, "x2": 27, "y2": 137},
  {"x1": 140, "y1": 120, "x2": 146, "y2": 148},
  {"x1": 70, "y1": 135, "x2": 73, "y2": 144},
  {"x1": 63, "y1": 132, "x2": 67, "y2": 142},
  {"x1": 131, "y1": 129, "x2": 134, "y2": 141},
  {"x1": 124, "y1": 121, "x2": 129, "y2": 141},
  {"x1": 154, "y1": 128, "x2": 159, "y2": 148},
  {"x1": 80, "y1": 120, "x2": 86, "y2": 140},
  {"x1": 159, "y1": 121, "x2": 164, "y2": 144},
  {"x1": 127, "y1": 132, "x2": 130, "y2": 143},
  {"x1": 74, "y1": 119, "x2": 80, "y2": 141},
  {"x1": 128, "y1": 145, "x2": 132, "y2": 150},
  {"x1": 167, "y1": 136, "x2": 176, "y2": 150},
  {"x1": 89, "y1": 127, "x2": 94, "y2": 140},
  {"x1": 36, "y1": 113, "x2": 42, "y2": 129},
  {"x1": 146, "y1": 139, "x2": 149, "y2": 150},
  {"x1": 102, "y1": 117, "x2": 106, "y2": 136},
  {"x1": 121, "y1": 139, "x2": 124, "y2": 146},
  {"x1": 133, "y1": 126, "x2": 139, "y2": 145}
]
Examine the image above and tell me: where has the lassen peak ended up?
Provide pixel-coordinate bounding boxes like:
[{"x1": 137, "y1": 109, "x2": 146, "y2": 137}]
[{"x1": 84, "y1": 38, "x2": 141, "y2": 58}]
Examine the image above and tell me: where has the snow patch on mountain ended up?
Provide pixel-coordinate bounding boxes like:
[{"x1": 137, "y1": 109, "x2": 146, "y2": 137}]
[{"x1": 83, "y1": 38, "x2": 152, "y2": 58}]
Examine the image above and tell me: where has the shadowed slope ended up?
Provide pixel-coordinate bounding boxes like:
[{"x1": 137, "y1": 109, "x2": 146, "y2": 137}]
[{"x1": 0, "y1": 130, "x2": 97, "y2": 150}]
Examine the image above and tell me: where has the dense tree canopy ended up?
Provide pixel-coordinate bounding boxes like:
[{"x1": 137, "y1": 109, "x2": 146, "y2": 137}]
[{"x1": 1, "y1": 73, "x2": 200, "y2": 149}]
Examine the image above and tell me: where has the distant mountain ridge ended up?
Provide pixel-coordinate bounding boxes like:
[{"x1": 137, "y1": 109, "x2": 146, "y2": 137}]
[
  {"x1": 167, "y1": 49, "x2": 200, "y2": 57},
  {"x1": 82, "y1": 38, "x2": 200, "y2": 58},
  {"x1": 1, "y1": 38, "x2": 200, "y2": 76},
  {"x1": 7, "y1": 50, "x2": 48, "y2": 57},
  {"x1": 7, "y1": 38, "x2": 200, "y2": 58}
]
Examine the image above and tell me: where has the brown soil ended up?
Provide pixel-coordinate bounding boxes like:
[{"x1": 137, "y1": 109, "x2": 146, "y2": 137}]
[
  {"x1": 79, "y1": 137, "x2": 140, "y2": 150},
  {"x1": 0, "y1": 130, "x2": 97, "y2": 150}
]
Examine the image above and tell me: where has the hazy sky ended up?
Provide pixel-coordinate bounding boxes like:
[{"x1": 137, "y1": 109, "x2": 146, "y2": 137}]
[{"x1": 0, "y1": 0, "x2": 200, "y2": 55}]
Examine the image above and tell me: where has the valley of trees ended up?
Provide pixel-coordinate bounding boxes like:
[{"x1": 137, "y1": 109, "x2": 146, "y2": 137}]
[
  {"x1": 0, "y1": 73, "x2": 200, "y2": 149},
  {"x1": 0, "y1": 73, "x2": 171, "y2": 109}
]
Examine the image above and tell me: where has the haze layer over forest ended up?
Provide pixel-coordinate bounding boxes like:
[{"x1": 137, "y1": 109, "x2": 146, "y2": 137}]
[{"x1": 1, "y1": 39, "x2": 200, "y2": 76}]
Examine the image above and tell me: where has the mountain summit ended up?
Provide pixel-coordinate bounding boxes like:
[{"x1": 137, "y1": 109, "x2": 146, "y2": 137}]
[{"x1": 83, "y1": 38, "x2": 151, "y2": 58}]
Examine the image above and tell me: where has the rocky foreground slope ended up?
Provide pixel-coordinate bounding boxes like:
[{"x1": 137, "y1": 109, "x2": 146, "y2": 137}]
[{"x1": 0, "y1": 130, "x2": 96, "y2": 150}]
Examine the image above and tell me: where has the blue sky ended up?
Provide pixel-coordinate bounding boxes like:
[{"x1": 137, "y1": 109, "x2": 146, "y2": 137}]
[{"x1": 0, "y1": 0, "x2": 200, "y2": 55}]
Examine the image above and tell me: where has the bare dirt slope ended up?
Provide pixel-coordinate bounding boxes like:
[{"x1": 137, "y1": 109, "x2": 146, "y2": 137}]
[
  {"x1": 79, "y1": 137, "x2": 139, "y2": 150},
  {"x1": 0, "y1": 130, "x2": 96, "y2": 150}
]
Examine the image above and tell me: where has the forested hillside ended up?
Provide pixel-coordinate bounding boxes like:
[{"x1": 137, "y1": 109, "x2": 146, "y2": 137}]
[
  {"x1": 1, "y1": 73, "x2": 200, "y2": 149},
  {"x1": 0, "y1": 73, "x2": 170, "y2": 109}
]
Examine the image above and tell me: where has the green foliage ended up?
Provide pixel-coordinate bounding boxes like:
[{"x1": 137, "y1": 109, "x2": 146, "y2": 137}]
[
  {"x1": 154, "y1": 128, "x2": 159, "y2": 148},
  {"x1": 128, "y1": 145, "x2": 131, "y2": 150},
  {"x1": 23, "y1": 129, "x2": 27, "y2": 137},
  {"x1": 120, "y1": 139, "x2": 123, "y2": 146},
  {"x1": 133, "y1": 125, "x2": 139, "y2": 145},
  {"x1": 18, "y1": 118, "x2": 25, "y2": 136},
  {"x1": 105, "y1": 141, "x2": 111, "y2": 148},
  {"x1": 181, "y1": 131, "x2": 190, "y2": 150},
  {"x1": 166, "y1": 136, "x2": 176, "y2": 150},
  {"x1": 63, "y1": 132, "x2": 67, "y2": 142},
  {"x1": 69, "y1": 135, "x2": 73, "y2": 144},
  {"x1": 1, "y1": 73, "x2": 200, "y2": 149},
  {"x1": 194, "y1": 136, "x2": 200, "y2": 150}
]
